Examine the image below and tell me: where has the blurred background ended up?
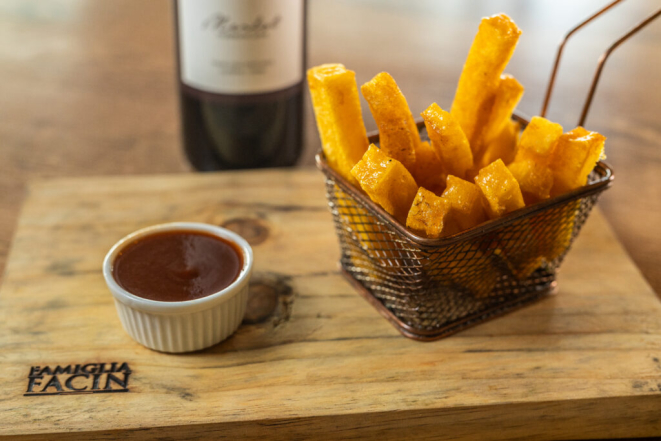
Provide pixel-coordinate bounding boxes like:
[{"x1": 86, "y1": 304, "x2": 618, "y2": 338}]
[{"x1": 0, "y1": 0, "x2": 659, "y2": 293}]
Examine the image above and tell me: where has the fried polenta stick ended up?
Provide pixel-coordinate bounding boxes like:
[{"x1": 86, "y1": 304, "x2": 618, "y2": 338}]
[
  {"x1": 535, "y1": 199, "x2": 580, "y2": 264},
  {"x1": 411, "y1": 141, "x2": 445, "y2": 195},
  {"x1": 351, "y1": 144, "x2": 419, "y2": 223},
  {"x1": 308, "y1": 64, "x2": 369, "y2": 185},
  {"x1": 475, "y1": 158, "x2": 531, "y2": 278},
  {"x1": 550, "y1": 127, "x2": 606, "y2": 197},
  {"x1": 406, "y1": 188, "x2": 459, "y2": 238},
  {"x1": 498, "y1": 218, "x2": 544, "y2": 280},
  {"x1": 436, "y1": 244, "x2": 500, "y2": 298},
  {"x1": 441, "y1": 175, "x2": 487, "y2": 232},
  {"x1": 546, "y1": 127, "x2": 605, "y2": 262},
  {"x1": 483, "y1": 75, "x2": 524, "y2": 144},
  {"x1": 516, "y1": 116, "x2": 564, "y2": 162},
  {"x1": 421, "y1": 103, "x2": 473, "y2": 180},
  {"x1": 475, "y1": 74, "x2": 524, "y2": 167},
  {"x1": 508, "y1": 116, "x2": 563, "y2": 204},
  {"x1": 451, "y1": 14, "x2": 522, "y2": 152},
  {"x1": 361, "y1": 72, "x2": 420, "y2": 170},
  {"x1": 509, "y1": 159, "x2": 554, "y2": 204},
  {"x1": 481, "y1": 119, "x2": 521, "y2": 167},
  {"x1": 475, "y1": 159, "x2": 525, "y2": 219}
]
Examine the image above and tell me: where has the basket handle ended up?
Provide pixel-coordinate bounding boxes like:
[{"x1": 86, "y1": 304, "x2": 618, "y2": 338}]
[{"x1": 540, "y1": 0, "x2": 661, "y2": 127}]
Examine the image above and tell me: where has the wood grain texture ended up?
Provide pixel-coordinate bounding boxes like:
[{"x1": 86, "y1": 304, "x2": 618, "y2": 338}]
[
  {"x1": 0, "y1": 0, "x2": 660, "y2": 298},
  {"x1": 1, "y1": 170, "x2": 660, "y2": 439}
]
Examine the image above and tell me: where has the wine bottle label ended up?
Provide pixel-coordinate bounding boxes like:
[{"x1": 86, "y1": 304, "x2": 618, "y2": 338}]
[{"x1": 177, "y1": 0, "x2": 304, "y2": 95}]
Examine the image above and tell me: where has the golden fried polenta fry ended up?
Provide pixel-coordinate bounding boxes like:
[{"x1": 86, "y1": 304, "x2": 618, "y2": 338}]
[
  {"x1": 497, "y1": 218, "x2": 544, "y2": 280},
  {"x1": 483, "y1": 75, "x2": 524, "y2": 143},
  {"x1": 549, "y1": 127, "x2": 606, "y2": 197},
  {"x1": 421, "y1": 103, "x2": 473, "y2": 180},
  {"x1": 480, "y1": 119, "x2": 521, "y2": 168},
  {"x1": 351, "y1": 144, "x2": 419, "y2": 223},
  {"x1": 406, "y1": 188, "x2": 459, "y2": 239},
  {"x1": 438, "y1": 243, "x2": 500, "y2": 298},
  {"x1": 508, "y1": 116, "x2": 562, "y2": 203},
  {"x1": 539, "y1": 199, "x2": 580, "y2": 263},
  {"x1": 451, "y1": 14, "x2": 522, "y2": 151},
  {"x1": 441, "y1": 175, "x2": 487, "y2": 232},
  {"x1": 411, "y1": 141, "x2": 445, "y2": 195},
  {"x1": 515, "y1": 116, "x2": 563, "y2": 162},
  {"x1": 475, "y1": 159, "x2": 525, "y2": 219},
  {"x1": 475, "y1": 74, "x2": 524, "y2": 166},
  {"x1": 308, "y1": 64, "x2": 369, "y2": 185},
  {"x1": 545, "y1": 127, "x2": 604, "y2": 262},
  {"x1": 509, "y1": 158, "x2": 554, "y2": 204},
  {"x1": 361, "y1": 72, "x2": 420, "y2": 170}
]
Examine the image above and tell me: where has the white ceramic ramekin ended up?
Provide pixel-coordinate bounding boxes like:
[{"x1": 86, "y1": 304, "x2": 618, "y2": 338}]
[{"x1": 103, "y1": 222, "x2": 253, "y2": 353}]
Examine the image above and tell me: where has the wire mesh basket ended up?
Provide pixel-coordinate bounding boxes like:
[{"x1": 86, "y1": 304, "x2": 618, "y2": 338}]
[
  {"x1": 316, "y1": 116, "x2": 613, "y2": 340},
  {"x1": 313, "y1": 1, "x2": 659, "y2": 340}
]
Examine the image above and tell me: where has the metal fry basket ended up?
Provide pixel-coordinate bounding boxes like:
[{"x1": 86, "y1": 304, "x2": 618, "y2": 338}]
[
  {"x1": 317, "y1": 121, "x2": 612, "y2": 340},
  {"x1": 315, "y1": 1, "x2": 658, "y2": 340}
]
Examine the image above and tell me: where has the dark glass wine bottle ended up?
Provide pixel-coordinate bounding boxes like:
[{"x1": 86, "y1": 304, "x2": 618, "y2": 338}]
[{"x1": 175, "y1": 0, "x2": 305, "y2": 171}]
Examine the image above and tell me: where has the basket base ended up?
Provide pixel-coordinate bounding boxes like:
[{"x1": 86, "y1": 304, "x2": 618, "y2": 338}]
[{"x1": 340, "y1": 264, "x2": 556, "y2": 341}]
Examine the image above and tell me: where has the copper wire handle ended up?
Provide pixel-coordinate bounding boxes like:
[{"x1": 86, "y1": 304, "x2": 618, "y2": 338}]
[
  {"x1": 541, "y1": 0, "x2": 661, "y2": 126},
  {"x1": 578, "y1": 8, "x2": 661, "y2": 126}
]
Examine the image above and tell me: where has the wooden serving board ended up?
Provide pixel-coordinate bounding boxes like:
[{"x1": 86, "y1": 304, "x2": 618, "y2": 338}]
[{"x1": 1, "y1": 169, "x2": 660, "y2": 440}]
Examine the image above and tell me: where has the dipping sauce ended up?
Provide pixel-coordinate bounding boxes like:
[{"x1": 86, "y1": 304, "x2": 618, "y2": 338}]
[{"x1": 113, "y1": 230, "x2": 243, "y2": 302}]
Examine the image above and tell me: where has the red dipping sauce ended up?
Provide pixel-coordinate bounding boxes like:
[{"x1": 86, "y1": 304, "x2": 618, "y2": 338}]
[{"x1": 113, "y1": 230, "x2": 243, "y2": 302}]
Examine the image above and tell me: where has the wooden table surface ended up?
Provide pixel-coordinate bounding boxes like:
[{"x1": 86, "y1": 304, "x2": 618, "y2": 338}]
[
  {"x1": 2, "y1": 170, "x2": 660, "y2": 439},
  {"x1": 0, "y1": 0, "x2": 660, "y2": 299}
]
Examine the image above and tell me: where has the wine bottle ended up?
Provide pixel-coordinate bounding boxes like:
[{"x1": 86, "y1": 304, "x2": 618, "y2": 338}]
[{"x1": 175, "y1": 0, "x2": 306, "y2": 171}]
